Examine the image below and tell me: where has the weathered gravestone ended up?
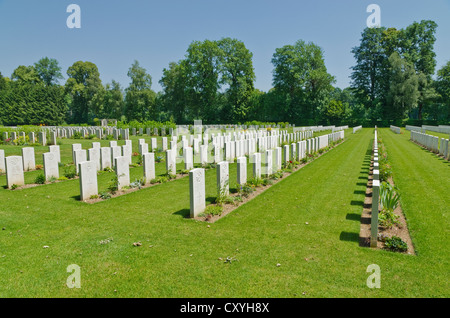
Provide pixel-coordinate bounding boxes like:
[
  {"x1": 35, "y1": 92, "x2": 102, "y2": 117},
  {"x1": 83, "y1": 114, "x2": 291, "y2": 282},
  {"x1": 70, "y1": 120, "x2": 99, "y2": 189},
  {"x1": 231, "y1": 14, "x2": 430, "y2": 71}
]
[
  {"x1": 216, "y1": 161, "x2": 229, "y2": 196},
  {"x1": 43, "y1": 152, "x2": 59, "y2": 180},
  {"x1": 166, "y1": 149, "x2": 176, "y2": 175},
  {"x1": 189, "y1": 168, "x2": 206, "y2": 218},
  {"x1": 237, "y1": 157, "x2": 247, "y2": 185},
  {"x1": 143, "y1": 152, "x2": 156, "y2": 183},
  {"x1": 73, "y1": 149, "x2": 87, "y2": 173},
  {"x1": 49, "y1": 145, "x2": 61, "y2": 163},
  {"x1": 251, "y1": 152, "x2": 261, "y2": 179},
  {"x1": 115, "y1": 156, "x2": 130, "y2": 189},
  {"x1": 6, "y1": 156, "x2": 25, "y2": 188},
  {"x1": 0, "y1": 149, "x2": 5, "y2": 174},
  {"x1": 100, "y1": 147, "x2": 112, "y2": 170},
  {"x1": 88, "y1": 147, "x2": 101, "y2": 171},
  {"x1": 22, "y1": 147, "x2": 36, "y2": 171},
  {"x1": 79, "y1": 161, "x2": 98, "y2": 201}
]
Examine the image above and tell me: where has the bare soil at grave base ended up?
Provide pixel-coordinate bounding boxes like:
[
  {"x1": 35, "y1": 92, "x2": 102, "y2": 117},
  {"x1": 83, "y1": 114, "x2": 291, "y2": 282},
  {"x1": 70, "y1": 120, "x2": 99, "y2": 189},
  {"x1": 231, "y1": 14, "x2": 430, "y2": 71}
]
[
  {"x1": 359, "y1": 157, "x2": 416, "y2": 255},
  {"x1": 195, "y1": 140, "x2": 346, "y2": 223}
]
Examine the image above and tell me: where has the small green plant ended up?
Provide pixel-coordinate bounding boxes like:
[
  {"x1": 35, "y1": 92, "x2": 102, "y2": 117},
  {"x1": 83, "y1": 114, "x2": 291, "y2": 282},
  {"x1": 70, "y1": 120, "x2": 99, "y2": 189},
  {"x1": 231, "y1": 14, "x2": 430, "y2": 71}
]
[
  {"x1": 90, "y1": 194, "x2": 99, "y2": 199},
  {"x1": 10, "y1": 184, "x2": 19, "y2": 190},
  {"x1": 108, "y1": 175, "x2": 119, "y2": 194},
  {"x1": 380, "y1": 182, "x2": 401, "y2": 211},
  {"x1": 99, "y1": 192, "x2": 111, "y2": 200},
  {"x1": 64, "y1": 165, "x2": 77, "y2": 179},
  {"x1": 34, "y1": 174, "x2": 46, "y2": 184},
  {"x1": 204, "y1": 205, "x2": 223, "y2": 216},
  {"x1": 103, "y1": 167, "x2": 114, "y2": 173},
  {"x1": 246, "y1": 177, "x2": 263, "y2": 188},
  {"x1": 48, "y1": 176, "x2": 57, "y2": 183},
  {"x1": 384, "y1": 236, "x2": 408, "y2": 252},
  {"x1": 378, "y1": 209, "x2": 400, "y2": 228},
  {"x1": 130, "y1": 178, "x2": 144, "y2": 189}
]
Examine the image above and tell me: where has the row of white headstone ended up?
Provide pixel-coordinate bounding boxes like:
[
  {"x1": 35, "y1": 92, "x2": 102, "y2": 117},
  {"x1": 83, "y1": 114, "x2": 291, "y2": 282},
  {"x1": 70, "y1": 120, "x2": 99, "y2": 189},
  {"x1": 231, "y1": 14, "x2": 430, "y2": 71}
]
[
  {"x1": 371, "y1": 127, "x2": 380, "y2": 248},
  {"x1": 188, "y1": 131, "x2": 346, "y2": 218},
  {"x1": 1, "y1": 131, "x2": 54, "y2": 146},
  {"x1": 390, "y1": 125, "x2": 401, "y2": 134},
  {"x1": 410, "y1": 131, "x2": 450, "y2": 160},
  {"x1": 0, "y1": 145, "x2": 61, "y2": 188},
  {"x1": 353, "y1": 126, "x2": 362, "y2": 133}
]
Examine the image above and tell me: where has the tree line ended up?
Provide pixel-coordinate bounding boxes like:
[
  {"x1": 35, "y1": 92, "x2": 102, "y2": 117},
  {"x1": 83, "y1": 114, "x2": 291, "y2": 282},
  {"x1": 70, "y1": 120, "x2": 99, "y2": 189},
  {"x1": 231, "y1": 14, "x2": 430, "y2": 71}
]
[{"x1": 0, "y1": 20, "x2": 448, "y2": 127}]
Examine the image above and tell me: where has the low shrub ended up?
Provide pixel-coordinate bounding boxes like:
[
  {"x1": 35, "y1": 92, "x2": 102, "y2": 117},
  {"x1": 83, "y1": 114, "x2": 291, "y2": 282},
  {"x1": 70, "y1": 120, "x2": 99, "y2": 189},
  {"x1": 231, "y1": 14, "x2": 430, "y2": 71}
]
[
  {"x1": 64, "y1": 165, "x2": 77, "y2": 179},
  {"x1": 34, "y1": 174, "x2": 46, "y2": 184},
  {"x1": 385, "y1": 236, "x2": 408, "y2": 252}
]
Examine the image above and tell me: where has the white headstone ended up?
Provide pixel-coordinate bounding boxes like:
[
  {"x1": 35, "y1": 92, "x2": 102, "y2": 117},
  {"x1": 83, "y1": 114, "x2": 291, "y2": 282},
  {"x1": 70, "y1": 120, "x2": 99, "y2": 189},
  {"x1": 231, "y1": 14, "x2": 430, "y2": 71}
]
[
  {"x1": 100, "y1": 147, "x2": 112, "y2": 170},
  {"x1": 143, "y1": 152, "x2": 156, "y2": 183},
  {"x1": 43, "y1": 152, "x2": 59, "y2": 180},
  {"x1": 115, "y1": 156, "x2": 130, "y2": 189},
  {"x1": 22, "y1": 147, "x2": 36, "y2": 171},
  {"x1": 189, "y1": 168, "x2": 206, "y2": 218},
  {"x1": 216, "y1": 161, "x2": 229, "y2": 196},
  {"x1": 74, "y1": 149, "x2": 87, "y2": 174},
  {"x1": 5, "y1": 156, "x2": 24, "y2": 188},
  {"x1": 79, "y1": 161, "x2": 98, "y2": 201},
  {"x1": 237, "y1": 157, "x2": 247, "y2": 185}
]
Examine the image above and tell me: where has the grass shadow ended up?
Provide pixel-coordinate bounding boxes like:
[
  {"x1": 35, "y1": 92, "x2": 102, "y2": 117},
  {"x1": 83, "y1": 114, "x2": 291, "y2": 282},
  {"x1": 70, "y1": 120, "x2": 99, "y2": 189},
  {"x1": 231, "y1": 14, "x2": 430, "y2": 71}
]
[
  {"x1": 173, "y1": 208, "x2": 190, "y2": 218},
  {"x1": 345, "y1": 213, "x2": 361, "y2": 221},
  {"x1": 339, "y1": 231, "x2": 359, "y2": 243}
]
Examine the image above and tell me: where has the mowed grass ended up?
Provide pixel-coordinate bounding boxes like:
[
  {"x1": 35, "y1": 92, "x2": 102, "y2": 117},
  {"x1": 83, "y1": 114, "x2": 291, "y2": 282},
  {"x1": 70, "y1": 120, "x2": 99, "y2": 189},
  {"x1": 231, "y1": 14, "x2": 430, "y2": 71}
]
[{"x1": 0, "y1": 128, "x2": 448, "y2": 297}]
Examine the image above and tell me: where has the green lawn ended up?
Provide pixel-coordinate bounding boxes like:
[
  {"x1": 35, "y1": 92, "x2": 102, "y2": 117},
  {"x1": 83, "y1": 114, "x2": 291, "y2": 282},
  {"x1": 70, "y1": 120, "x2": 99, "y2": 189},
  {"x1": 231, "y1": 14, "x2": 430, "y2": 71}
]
[{"x1": 0, "y1": 128, "x2": 448, "y2": 297}]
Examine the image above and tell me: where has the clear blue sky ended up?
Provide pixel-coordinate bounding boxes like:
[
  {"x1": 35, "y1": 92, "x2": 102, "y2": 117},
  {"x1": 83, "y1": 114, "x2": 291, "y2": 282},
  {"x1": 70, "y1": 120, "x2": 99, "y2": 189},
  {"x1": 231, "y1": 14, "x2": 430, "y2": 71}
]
[{"x1": 0, "y1": 0, "x2": 449, "y2": 92}]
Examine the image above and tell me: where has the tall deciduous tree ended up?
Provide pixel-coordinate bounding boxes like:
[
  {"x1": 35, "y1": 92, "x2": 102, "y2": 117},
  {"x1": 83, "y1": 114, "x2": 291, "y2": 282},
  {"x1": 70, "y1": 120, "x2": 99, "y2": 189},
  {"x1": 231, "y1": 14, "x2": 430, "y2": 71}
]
[
  {"x1": 217, "y1": 38, "x2": 255, "y2": 122},
  {"x1": 65, "y1": 61, "x2": 103, "y2": 124},
  {"x1": 386, "y1": 52, "x2": 419, "y2": 120},
  {"x1": 34, "y1": 57, "x2": 63, "y2": 86},
  {"x1": 103, "y1": 80, "x2": 125, "y2": 120},
  {"x1": 124, "y1": 60, "x2": 156, "y2": 121},
  {"x1": 272, "y1": 40, "x2": 334, "y2": 123}
]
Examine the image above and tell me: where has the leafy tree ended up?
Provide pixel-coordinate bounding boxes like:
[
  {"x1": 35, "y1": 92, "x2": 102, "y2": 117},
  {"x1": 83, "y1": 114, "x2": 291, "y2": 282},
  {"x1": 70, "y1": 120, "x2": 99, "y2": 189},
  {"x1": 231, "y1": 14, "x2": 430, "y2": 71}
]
[
  {"x1": 272, "y1": 40, "x2": 335, "y2": 123},
  {"x1": 401, "y1": 20, "x2": 438, "y2": 119},
  {"x1": 34, "y1": 57, "x2": 63, "y2": 86},
  {"x1": 103, "y1": 80, "x2": 125, "y2": 120},
  {"x1": 159, "y1": 61, "x2": 189, "y2": 123},
  {"x1": 350, "y1": 27, "x2": 386, "y2": 118},
  {"x1": 65, "y1": 61, "x2": 103, "y2": 124},
  {"x1": 124, "y1": 60, "x2": 156, "y2": 121},
  {"x1": 434, "y1": 61, "x2": 450, "y2": 121},
  {"x1": 184, "y1": 40, "x2": 222, "y2": 122},
  {"x1": 11, "y1": 65, "x2": 41, "y2": 84},
  {"x1": 386, "y1": 52, "x2": 419, "y2": 120},
  {"x1": 217, "y1": 38, "x2": 255, "y2": 122}
]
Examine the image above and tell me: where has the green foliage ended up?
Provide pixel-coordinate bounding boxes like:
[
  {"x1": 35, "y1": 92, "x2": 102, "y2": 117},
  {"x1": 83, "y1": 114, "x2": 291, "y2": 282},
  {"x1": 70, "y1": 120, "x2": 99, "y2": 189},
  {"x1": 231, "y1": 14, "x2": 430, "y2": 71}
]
[
  {"x1": 99, "y1": 192, "x2": 111, "y2": 200},
  {"x1": 271, "y1": 40, "x2": 335, "y2": 123},
  {"x1": 34, "y1": 174, "x2": 46, "y2": 184},
  {"x1": 108, "y1": 174, "x2": 119, "y2": 194},
  {"x1": 380, "y1": 181, "x2": 401, "y2": 212},
  {"x1": 65, "y1": 61, "x2": 103, "y2": 124},
  {"x1": 63, "y1": 165, "x2": 77, "y2": 179},
  {"x1": 124, "y1": 60, "x2": 156, "y2": 121},
  {"x1": 384, "y1": 236, "x2": 408, "y2": 252},
  {"x1": 203, "y1": 205, "x2": 223, "y2": 216}
]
